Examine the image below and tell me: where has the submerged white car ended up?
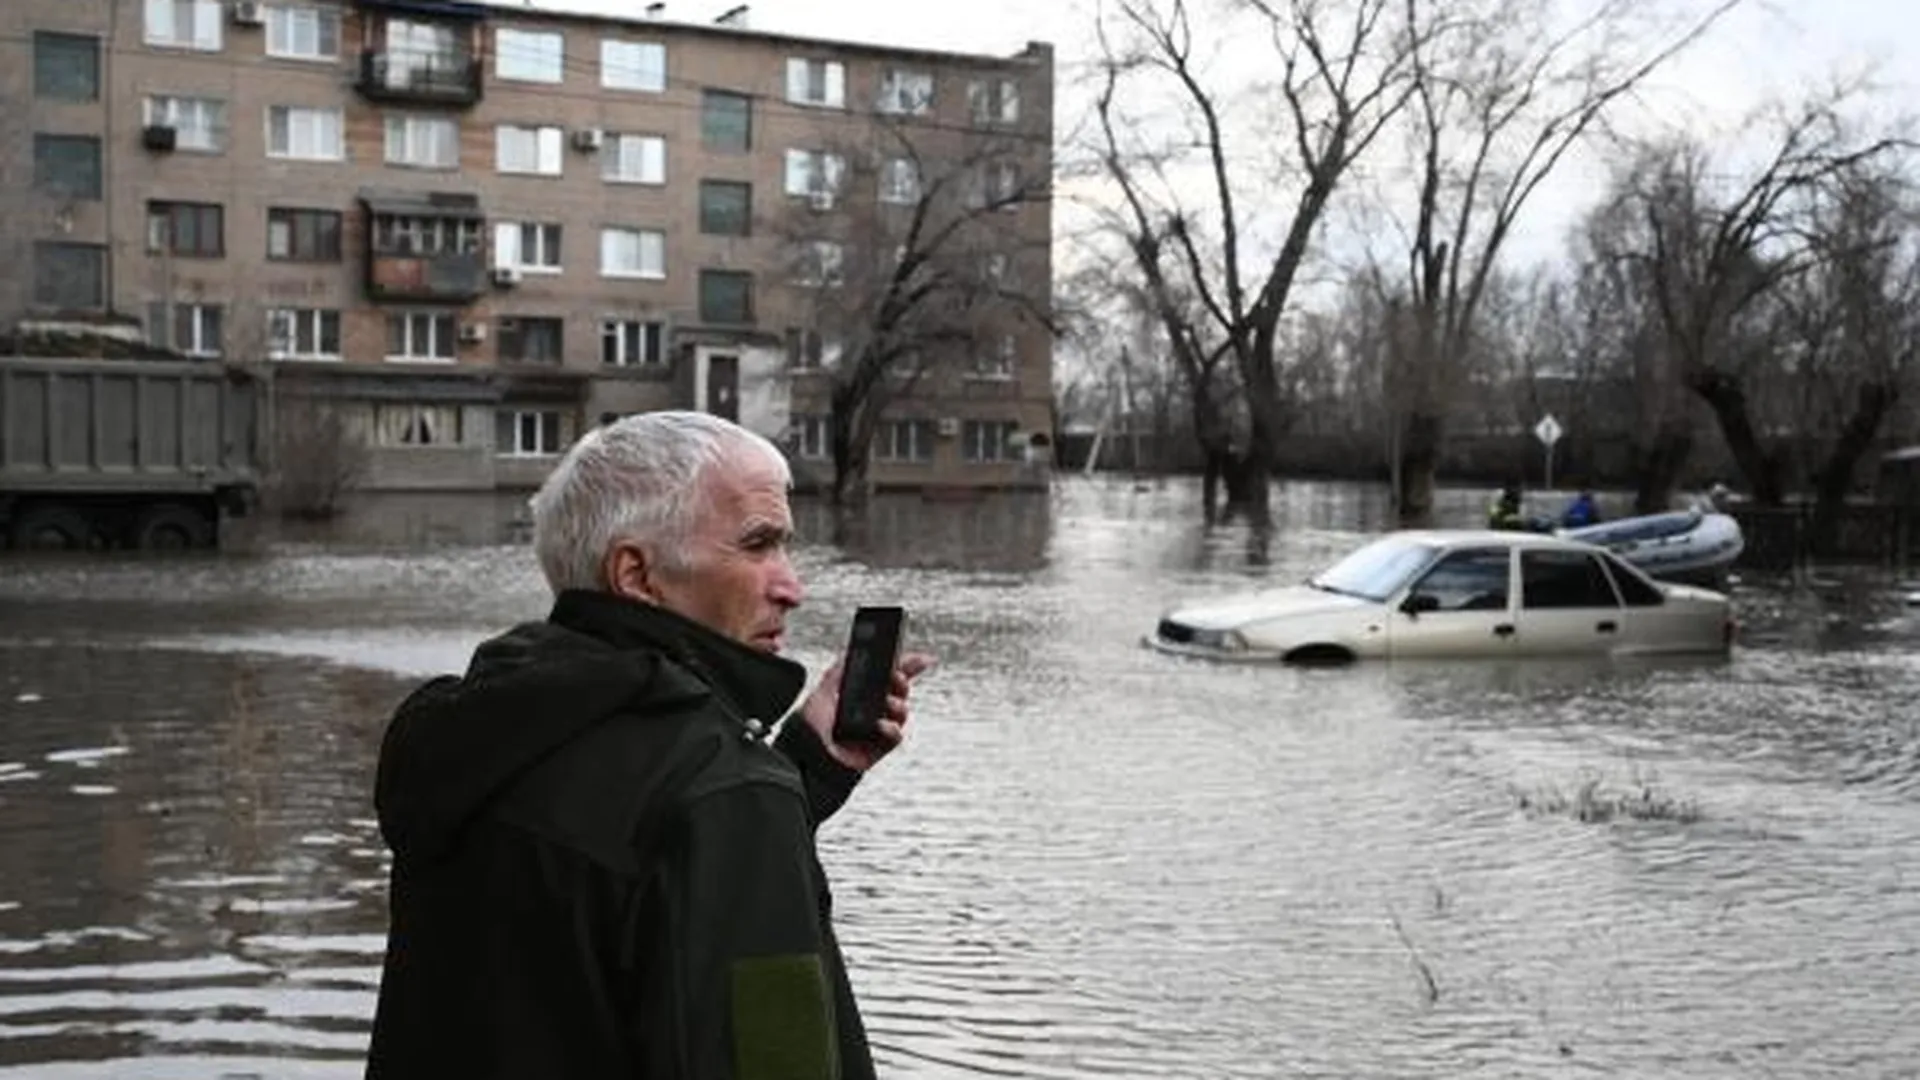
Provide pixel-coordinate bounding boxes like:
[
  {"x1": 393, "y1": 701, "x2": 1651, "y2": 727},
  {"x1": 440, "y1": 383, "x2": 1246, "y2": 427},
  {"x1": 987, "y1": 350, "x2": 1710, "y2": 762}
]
[{"x1": 1148, "y1": 531, "x2": 1735, "y2": 663}]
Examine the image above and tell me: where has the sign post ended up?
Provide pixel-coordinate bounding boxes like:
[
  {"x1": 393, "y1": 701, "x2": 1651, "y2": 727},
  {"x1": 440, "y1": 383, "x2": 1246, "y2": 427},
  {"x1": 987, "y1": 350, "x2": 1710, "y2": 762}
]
[{"x1": 1533, "y1": 414, "x2": 1564, "y2": 490}]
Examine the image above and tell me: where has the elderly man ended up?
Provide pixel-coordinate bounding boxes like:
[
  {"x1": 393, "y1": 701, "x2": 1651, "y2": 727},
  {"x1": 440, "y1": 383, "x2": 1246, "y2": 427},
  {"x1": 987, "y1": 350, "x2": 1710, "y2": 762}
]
[{"x1": 366, "y1": 411, "x2": 932, "y2": 1079}]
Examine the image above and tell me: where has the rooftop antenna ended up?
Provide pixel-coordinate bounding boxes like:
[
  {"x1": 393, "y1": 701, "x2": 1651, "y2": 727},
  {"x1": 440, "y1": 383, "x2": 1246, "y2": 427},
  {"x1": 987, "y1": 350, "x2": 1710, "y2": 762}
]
[{"x1": 714, "y1": 4, "x2": 748, "y2": 27}]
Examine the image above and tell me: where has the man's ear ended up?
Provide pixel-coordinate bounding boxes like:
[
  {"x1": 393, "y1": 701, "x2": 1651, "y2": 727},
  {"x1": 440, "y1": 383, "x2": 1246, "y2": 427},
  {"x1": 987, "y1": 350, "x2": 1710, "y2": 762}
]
[{"x1": 603, "y1": 540, "x2": 655, "y2": 603}]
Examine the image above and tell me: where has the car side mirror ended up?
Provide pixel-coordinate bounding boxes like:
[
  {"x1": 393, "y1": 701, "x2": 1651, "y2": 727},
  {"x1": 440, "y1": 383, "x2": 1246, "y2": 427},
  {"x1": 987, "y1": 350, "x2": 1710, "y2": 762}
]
[{"x1": 1400, "y1": 593, "x2": 1440, "y2": 617}]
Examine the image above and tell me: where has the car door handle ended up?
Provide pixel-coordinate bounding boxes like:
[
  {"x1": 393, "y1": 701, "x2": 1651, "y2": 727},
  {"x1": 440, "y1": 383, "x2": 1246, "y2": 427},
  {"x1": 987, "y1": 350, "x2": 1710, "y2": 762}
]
[
  {"x1": 1596, "y1": 621, "x2": 1618, "y2": 634},
  {"x1": 1493, "y1": 624, "x2": 1516, "y2": 637}
]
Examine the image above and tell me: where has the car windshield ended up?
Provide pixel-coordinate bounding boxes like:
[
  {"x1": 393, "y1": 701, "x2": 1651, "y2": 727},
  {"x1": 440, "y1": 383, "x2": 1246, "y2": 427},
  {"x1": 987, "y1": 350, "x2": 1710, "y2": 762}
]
[{"x1": 1309, "y1": 537, "x2": 1441, "y2": 601}]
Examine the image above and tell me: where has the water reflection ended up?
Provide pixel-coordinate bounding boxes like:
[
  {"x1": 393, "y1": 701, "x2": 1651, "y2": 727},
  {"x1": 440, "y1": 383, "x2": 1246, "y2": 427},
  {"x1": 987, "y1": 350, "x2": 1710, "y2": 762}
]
[{"x1": 1, "y1": 477, "x2": 1918, "y2": 1077}]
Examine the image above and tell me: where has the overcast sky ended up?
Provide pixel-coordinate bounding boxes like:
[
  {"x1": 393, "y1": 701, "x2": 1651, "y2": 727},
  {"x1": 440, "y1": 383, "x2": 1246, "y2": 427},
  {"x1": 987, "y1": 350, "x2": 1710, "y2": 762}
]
[{"x1": 512, "y1": 0, "x2": 1920, "y2": 264}]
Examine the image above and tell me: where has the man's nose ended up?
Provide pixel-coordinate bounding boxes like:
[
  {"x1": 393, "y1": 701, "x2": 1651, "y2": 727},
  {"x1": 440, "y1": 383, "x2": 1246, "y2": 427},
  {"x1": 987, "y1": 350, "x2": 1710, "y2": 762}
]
[{"x1": 768, "y1": 551, "x2": 803, "y2": 608}]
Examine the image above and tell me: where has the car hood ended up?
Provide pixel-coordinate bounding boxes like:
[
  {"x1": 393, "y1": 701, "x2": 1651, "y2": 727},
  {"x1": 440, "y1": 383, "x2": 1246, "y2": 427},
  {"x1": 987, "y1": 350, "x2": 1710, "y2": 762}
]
[{"x1": 1165, "y1": 585, "x2": 1373, "y2": 631}]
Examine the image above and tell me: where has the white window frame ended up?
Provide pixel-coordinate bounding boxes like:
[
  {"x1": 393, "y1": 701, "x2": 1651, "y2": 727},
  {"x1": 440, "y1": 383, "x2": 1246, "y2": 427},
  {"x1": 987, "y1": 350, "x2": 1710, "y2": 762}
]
[
  {"x1": 496, "y1": 124, "x2": 564, "y2": 176},
  {"x1": 877, "y1": 69, "x2": 933, "y2": 115},
  {"x1": 879, "y1": 157, "x2": 920, "y2": 205},
  {"x1": 145, "y1": 0, "x2": 222, "y2": 51},
  {"x1": 265, "y1": 4, "x2": 340, "y2": 61},
  {"x1": 603, "y1": 133, "x2": 666, "y2": 186},
  {"x1": 377, "y1": 403, "x2": 463, "y2": 447},
  {"x1": 792, "y1": 415, "x2": 829, "y2": 461},
  {"x1": 144, "y1": 95, "x2": 227, "y2": 152},
  {"x1": 874, "y1": 419, "x2": 934, "y2": 463},
  {"x1": 599, "y1": 227, "x2": 665, "y2": 280},
  {"x1": 963, "y1": 420, "x2": 1018, "y2": 463},
  {"x1": 968, "y1": 77, "x2": 1021, "y2": 125},
  {"x1": 784, "y1": 57, "x2": 845, "y2": 108},
  {"x1": 495, "y1": 28, "x2": 564, "y2": 84},
  {"x1": 975, "y1": 334, "x2": 1016, "y2": 379},
  {"x1": 788, "y1": 329, "x2": 841, "y2": 371},
  {"x1": 792, "y1": 240, "x2": 845, "y2": 288},
  {"x1": 266, "y1": 307, "x2": 341, "y2": 361},
  {"x1": 384, "y1": 113, "x2": 459, "y2": 169},
  {"x1": 266, "y1": 105, "x2": 344, "y2": 161},
  {"x1": 149, "y1": 302, "x2": 223, "y2": 357},
  {"x1": 493, "y1": 222, "x2": 563, "y2": 274},
  {"x1": 499, "y1": 409, "x2": 565, "y2": 457},
  {"x1": 602, "y1": 318, "x2": 666, "y2": 367},
  {"x1": 783, "y1": 149, "x2": 846, "y2": 201},
  {"x1": 601, "y1": 39, "x2": 666, "y2": 92},
  {"x1": 385, "y1": 311, "x2": 458, "y2": 363}
]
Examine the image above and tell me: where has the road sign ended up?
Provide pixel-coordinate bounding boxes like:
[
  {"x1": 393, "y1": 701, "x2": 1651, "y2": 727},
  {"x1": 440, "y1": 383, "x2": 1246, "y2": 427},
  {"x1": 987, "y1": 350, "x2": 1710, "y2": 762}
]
[{"x1": 1534, "y1": 414, "x2": 1563, "y2": 447}]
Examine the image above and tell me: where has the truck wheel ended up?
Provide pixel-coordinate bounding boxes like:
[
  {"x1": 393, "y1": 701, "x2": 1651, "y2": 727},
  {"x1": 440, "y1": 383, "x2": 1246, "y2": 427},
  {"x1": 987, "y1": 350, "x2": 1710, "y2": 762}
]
[
  {"x1": 135, "y1": 504, "x2": 215, "y2": 550},
  {"x1": 11, "y1": 506, "x2": 97, "y2": 551}
]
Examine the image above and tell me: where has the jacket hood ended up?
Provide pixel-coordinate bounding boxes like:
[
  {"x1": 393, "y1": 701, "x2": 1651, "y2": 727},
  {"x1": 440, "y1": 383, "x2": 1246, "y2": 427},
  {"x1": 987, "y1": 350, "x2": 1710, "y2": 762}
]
[{"x1": 374, "y1": 590, "x2": 809, "y2": 863}]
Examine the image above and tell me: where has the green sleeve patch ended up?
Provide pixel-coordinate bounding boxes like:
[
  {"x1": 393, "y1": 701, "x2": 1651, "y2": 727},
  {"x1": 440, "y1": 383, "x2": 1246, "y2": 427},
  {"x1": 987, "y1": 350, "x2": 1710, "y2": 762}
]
[{"x1": 731, "y1": 953, "x2": 838, "y2": 1080}]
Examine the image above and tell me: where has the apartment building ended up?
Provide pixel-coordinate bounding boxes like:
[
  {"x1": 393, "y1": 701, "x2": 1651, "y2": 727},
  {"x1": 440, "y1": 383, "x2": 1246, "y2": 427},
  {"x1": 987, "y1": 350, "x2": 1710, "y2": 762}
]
[{"x1": 0, "y1": 0, "x2": 1055, "y2": 493}]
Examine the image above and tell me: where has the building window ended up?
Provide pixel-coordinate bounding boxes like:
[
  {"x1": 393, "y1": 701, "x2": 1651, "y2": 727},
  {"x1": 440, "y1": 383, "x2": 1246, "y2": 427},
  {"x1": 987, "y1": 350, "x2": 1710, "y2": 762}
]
[
  {"x1": 968, "y1": 78, "x2": 1021, "y2": 125},
  {"x1": 386, "y1": 312, "x2": 458, "y2": 362},
  {"x1": 35, "y1": 33, "x2": 100, "y2": 101},
  {"x1": 970, "y1": 161, "x2": 1023, "y2": 210},
  {"x1": 699, "y1": 270, "x2": 753, "y2": 325},
  {"x1": 784, "y1": 58, "x2": 845, "y2": 108},
  {"x1": 34, "y1": 135, "x2": 102, "y2": 200},
  {"x1": 791, "y1": 241, "x2": 845, "y2": 288},
  {"x1": 267, "y1": 208, "x2": 342, "y2": 262},
  {"x1": 700, "y1": 90, "x2": 751, "y2": 152},
  {"x1": 699, "y1": 181, "x2": 751, "y2": 236},
  {"x1": 266, "y1": 4, "x2": 340, "y2": 61},
  {"x1": 600, "y1": 228, "x2": 665, "y2": 279},
  {"x1": 876, "y1": 69, "x2": 932, "y2": 115},
  {"x1": 496, "y1": 410, "x2": 564, "y2": 456},
  {"x1": 602, "y1": 319, "x2": 665, "y2": 367},
  {"x1": 497, "y1": 317, "x2": 564, "y2": 364},
  {"x1": 984, "y1": 252, "x2": 1013, "y2": 287},
  {"x1": 33, "y1": 243, "x2": 105, "y2": 310},
  {"x1": 497, "y1": 124, "x2": 563, "y2": 175},
  {"x1": 603, "y1": 134, "x2": 665, "y2": 185},
  {"x1": 790, "y1": 415, "x2": 828, "y2": 461},
  {"x1": 146, "y1": 302, "x2": 224, "y2": 357},
  {"x1": 875, "y1": 419, "x2": 934, "y2": 463},
  {"x1": 783, "y1": 149, "x2": 845, "y2": 203},
  {"x1": 496, "y1": 28, "x2": 564, "y2": 83},
  {"x1": 146, "y1": 0, "x2": 223, "y2": 51},
  {"x1": 601, "y1": 39, "x2": 665, "y2": 92},
  {"x1": 144, "y1": 96, "x2": 228, "y2": 152},
  {"x1": 975, "y1": 334, "x2": 1016, "y2": 378},
  {"x1": 382, "y1": 19, "x2": 463, "y2": 81},
  {"x1": 786, "y1": 328, "x2": 840, "y2": 371},
  {"x1": 267, "y1": 105, "x2": 344, "y2": 161},
  {"x1": 879, "y1": 158, "x2": 920, "y2": 205},
  {"x1": 373, "y1": 215, "x2": 481, "y2": 255},
  {"x1": 377, "y1": 403, "x2": 463, "y2": 446},
  {"x1": 385, "y1": 114, "x2": 459, "y2": 168},
  {"x1": 147, "y1": 201, "x2": 225, "y2": 258},
  {"x1": 962, "y1": 420, "x2": 1018, "y2": 463},
  {"x1": 493, "y1": 222, "x2": 562, "y2": 273},
  {"x1": 267, "y1": 307, "x2": 341, "y2": 359}
]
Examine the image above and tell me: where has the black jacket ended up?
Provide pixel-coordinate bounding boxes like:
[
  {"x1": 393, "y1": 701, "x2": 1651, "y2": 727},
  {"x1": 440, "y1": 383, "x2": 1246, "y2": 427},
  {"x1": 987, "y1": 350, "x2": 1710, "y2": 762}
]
[{"x1": 365, "y1": 589, "x2": 875, "y2": 1080}]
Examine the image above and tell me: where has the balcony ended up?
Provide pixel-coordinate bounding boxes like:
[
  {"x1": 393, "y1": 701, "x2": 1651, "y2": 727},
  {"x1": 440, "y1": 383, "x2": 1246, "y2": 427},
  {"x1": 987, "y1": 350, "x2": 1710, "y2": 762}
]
[
  {"x1": 360, "y1": 190, "x2": 488, "y2": 304},
  {"x1": 366, "y1": 250, "x2": 487, "y2": 303},
  {"x1": 357, "y1": 50, "x2": 482, "y2": 108}
]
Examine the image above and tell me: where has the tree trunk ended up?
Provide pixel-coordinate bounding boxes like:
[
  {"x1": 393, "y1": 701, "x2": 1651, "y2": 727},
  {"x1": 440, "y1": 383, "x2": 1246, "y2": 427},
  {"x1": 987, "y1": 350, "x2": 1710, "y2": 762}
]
[
  {"x1": 827, "y1": 387, "x2": 873, "y2": 508},
  {"x1": 1632, "y1": 422, "x2": 1693, "y2": 515},
  {"x1": 1809, "y1": 382, "x2": 1896, "y2": 556},
  {"x1": 1688, "y1": 368, "x2": 1785, "y2": 506},
  {"x1": 1394, "y1": 411, "x2": 1443, "y2": 527}
]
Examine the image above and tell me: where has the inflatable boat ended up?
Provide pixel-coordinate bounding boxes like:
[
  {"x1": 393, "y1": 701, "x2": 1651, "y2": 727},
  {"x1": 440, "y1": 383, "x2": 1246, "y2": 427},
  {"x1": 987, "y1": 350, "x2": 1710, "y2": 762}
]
[{"x1": 1559, "y1": 508, "x2": 1744, "y2": 585}]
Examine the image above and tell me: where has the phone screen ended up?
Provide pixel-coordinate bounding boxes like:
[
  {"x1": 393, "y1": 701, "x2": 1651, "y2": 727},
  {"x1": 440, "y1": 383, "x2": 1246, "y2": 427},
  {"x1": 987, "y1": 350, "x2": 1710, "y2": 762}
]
[{"x1": 832, "y1": 606, "x2": 906, "y2": 744}]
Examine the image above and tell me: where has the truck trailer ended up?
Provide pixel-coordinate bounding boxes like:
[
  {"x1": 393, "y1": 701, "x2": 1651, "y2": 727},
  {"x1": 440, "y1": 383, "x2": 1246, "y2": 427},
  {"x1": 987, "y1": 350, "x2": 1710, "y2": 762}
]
[{"x1": 0, "y1": 356, "x2": 265, "y2": 551}]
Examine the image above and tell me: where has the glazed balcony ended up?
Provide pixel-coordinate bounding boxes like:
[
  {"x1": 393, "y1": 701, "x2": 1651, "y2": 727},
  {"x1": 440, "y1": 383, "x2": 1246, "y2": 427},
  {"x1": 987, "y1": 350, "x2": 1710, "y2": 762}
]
[{"x1": 357, "y1": 49, "x2": 482, "y2": 108}]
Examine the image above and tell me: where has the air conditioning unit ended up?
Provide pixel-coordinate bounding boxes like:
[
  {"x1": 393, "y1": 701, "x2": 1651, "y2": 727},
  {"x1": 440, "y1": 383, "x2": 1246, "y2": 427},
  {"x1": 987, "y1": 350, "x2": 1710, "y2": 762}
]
[
  {"x1": 572, "y1": 128, "x2": 605, "y2": 153},
  {"x1": 141, "y1": 125, "x2": 178, "y2": 153},
  {"x1": 807, "y1": 190, "x2": 835, "y2": 212},
  {"x1": 936, "y1": 417, "x2": 960, "y2": 437},
  {"x1": 230, "y1": 0, "x2": 265, "y2": 26},
  {"x1": 490, "y1": 265, "x2": 523, "y2": 287},
  {"x1": 458, "y1": 323, "x2": 488, "y2": 344}
]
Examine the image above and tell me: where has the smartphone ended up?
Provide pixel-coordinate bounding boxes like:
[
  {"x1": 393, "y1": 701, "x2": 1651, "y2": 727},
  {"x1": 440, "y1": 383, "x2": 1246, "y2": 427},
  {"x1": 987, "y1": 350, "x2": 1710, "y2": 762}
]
[{"x1": 831, "y1": 606, "x2": 907, "y2": 744}]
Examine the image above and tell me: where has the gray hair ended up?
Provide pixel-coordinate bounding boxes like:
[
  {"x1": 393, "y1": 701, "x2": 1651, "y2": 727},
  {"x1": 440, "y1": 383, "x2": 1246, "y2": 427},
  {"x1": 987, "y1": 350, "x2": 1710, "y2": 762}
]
[{"x1": 529, "y1": 411, "x2": 791, "y2": 593}]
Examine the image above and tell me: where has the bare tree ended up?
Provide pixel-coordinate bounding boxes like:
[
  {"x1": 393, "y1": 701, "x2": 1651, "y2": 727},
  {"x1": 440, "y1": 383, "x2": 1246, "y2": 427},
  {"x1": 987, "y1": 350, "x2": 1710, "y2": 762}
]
[
  {"x1": 1094, "y1": 0, "x2": 1419, "y2": 522},
  {"x1": 1606, "y1": 103, "x2": 1907, "y2": 511},
  {"x1": 774, "y1": 113, "x2": 1052, "y2": 505},
  {"x1": 1377, "y1": 0, "x2": 1741, "y2": 525}
]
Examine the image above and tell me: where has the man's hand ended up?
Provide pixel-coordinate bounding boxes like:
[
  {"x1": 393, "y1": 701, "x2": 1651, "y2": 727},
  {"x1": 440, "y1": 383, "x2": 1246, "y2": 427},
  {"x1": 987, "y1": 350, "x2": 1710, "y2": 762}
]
[{"x1": 798, "y1": 652, "x2": 936, "y2": 771}]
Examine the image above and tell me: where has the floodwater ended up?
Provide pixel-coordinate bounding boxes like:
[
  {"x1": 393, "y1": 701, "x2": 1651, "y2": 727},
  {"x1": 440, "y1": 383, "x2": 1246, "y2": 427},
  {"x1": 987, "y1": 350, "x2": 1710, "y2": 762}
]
[{"x1": 1, "y1": 477, "x2": 1917, "y2": 1079}]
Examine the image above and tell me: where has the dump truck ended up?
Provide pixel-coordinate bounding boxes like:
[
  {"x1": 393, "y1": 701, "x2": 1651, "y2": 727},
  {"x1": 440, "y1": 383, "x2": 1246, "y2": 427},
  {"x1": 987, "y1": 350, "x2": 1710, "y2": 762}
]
[{"x1": 0, "y1": 355, "x2": 265, "y2": 550}]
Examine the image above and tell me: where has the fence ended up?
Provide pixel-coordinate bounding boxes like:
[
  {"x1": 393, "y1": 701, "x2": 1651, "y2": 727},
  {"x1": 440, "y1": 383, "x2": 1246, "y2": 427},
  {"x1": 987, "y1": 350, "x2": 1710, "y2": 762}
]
[{"x1": 1730, "y1": 503, "x2": 1917, "y2": 575}]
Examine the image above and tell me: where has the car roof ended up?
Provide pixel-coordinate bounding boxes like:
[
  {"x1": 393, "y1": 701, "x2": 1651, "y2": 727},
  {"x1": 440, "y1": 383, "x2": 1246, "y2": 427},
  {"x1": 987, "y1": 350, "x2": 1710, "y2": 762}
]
[{"x1": 1385, "y1": 528, "x2": 1609, "y2": 555}]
